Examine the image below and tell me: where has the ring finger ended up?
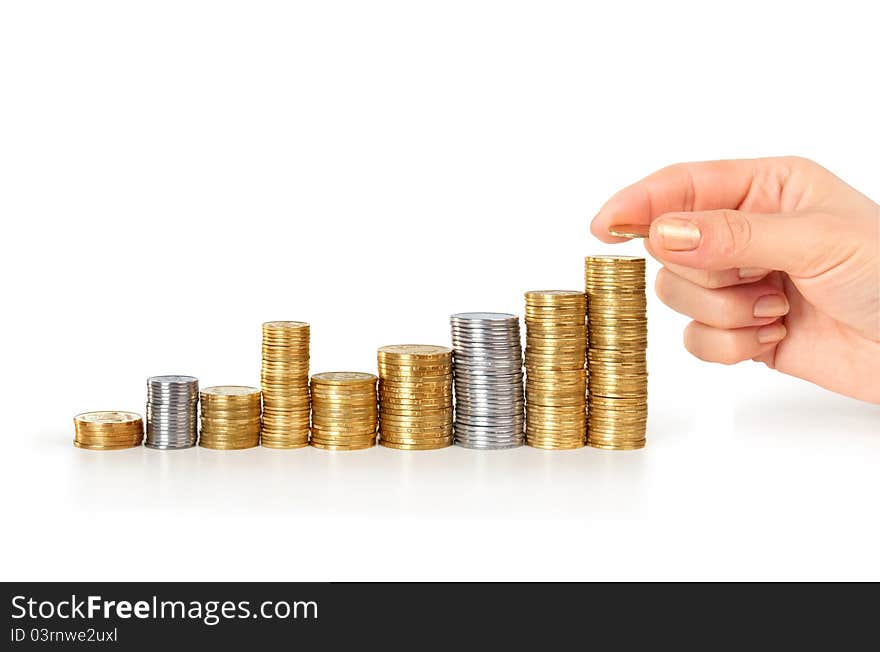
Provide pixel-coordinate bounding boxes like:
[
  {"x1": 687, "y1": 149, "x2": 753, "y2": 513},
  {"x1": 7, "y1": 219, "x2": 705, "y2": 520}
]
[{"x1": 684, "y1": 321, "x2": 787, "y2": 365}]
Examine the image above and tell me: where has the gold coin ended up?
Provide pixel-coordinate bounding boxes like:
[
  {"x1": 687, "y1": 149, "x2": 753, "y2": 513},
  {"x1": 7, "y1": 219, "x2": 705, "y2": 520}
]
[
  {"x1": 607, "y1": 223, "x2": 650, "y2": 238},
  {"x1": 73, "y1": 411, "x2": 144, "y2": 450},
  {"x1": 378, "y1": 344, "x2": 452, "y2": 359},
  {"x1": 200, "y1": 441, "x2": 259, "y2": 451},
  {"x1": 310, "y1": 441, "x2": 375, "y2": 451},
  {"x1": 378, "y1": 370, "x2": 451, "y2": 379},
  {"x1": 311, "y1": 371, "x2": 377, "y2": 385},
  {"x1": 378, "y1": 439, "x2": 453, "y2": 451},
  {"x1": 261, "y1": 440, "x2": 309, "y2": 449},
  {"x1": 200, "y1": 385, "x2": 260, "y2": 400}
]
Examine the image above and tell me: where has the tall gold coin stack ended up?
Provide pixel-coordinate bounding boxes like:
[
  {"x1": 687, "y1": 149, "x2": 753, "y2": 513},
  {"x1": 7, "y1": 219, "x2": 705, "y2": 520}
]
[
  {"x1": 310, "y1": 372, "x2": 378, "y2": 451},
  {"x1": 523, "y1": 291, "x2": 588, "y2": 449},
  {"x1": 261, "y1": 321, "x2": 310, "y2": 449},
  {"x1": 377, "y1": 344, "x2": 454, "y2": 451},
  {"x1": 584, "y1": 255, "x2": 648, "y2": 450},
  {"x1": 199, "y1": 386, "x2": 262, "y2": 450},
  {"x1": 73, "y1": 411, "x2": 144, "y2": 450}
]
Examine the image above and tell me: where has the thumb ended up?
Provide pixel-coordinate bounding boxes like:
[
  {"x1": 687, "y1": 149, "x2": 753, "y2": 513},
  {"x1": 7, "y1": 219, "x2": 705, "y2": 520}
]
[{"x1": 648, "y1": 209, "x2": 846, "y2": 276}]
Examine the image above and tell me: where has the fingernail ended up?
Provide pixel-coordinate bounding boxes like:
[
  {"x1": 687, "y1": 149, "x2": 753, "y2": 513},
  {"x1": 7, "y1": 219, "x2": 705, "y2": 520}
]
[
  {"x1": 654, "y1": 218, "x2": 701, "y2": 251},
  {"x1": 739, "y1": 267, "x2": 770, "y2": 279},
  {"x1": 753, "y1": 294, "x2": 790, "y2": 318},
  {"x1": 757, "y1": 322, "x2": 787, "y2": 344}
]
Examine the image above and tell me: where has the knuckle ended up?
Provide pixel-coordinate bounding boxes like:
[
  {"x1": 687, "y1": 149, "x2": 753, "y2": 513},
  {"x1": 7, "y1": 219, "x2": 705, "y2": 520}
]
[
  {"x1": 683, "y1": 323, "x2": 711, "y2": 361},
  {"x1": 780, "y1": 155, "x2": 817, "y2": 171},
  {"x1": 702, "y1": 271, "x2": 725, "y2": 289},
  {"x1": 660, "y1": 162, "x2": 689, "y2": 177},
  {"x1": 716, "y1": 209, "x2": 753, "y2": 258},
  {"x1": 654, "y1": 268, "x2": 672, "y2": 304},
  {"x1": 682, "y1": 324, "x2": 699, "y2": 355},
  {"x1": 657, "y1": 163, "x2": 697, "y2": 211},
  {"x1": 714, "y1": 330, "x2": 745, "y2": 365},
  {"x1": 683, "y1": 323, "x2": 742, "y2": 365},
  {"x1": 712, "y1": 291, "x2": 744, "y2": 329}
]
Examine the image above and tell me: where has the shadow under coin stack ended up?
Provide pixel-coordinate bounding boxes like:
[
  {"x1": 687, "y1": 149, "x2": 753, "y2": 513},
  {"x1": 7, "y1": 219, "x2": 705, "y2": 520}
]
[
  {"x1": 377, "y1": 345, "x2": 454, "y2": 450},
  {"x1": 199, "y1": 386, "x2": 262, "y2": 450},
  {"x1": 261, "y1": 321, "x2": 311, "y2": 449},
  {"x1": 450, "y1": 312, "x2": 524, "y2": 449},
  {"x1": 524, "y1": 291, "x2": 588, "y2": 449},
  {"x1": 145, "y1": 375, "x2": 199, "y2": 449},
  {"x1": 584, "y1": 256, "x2": 648, "y2": 450},
  {"x1": 73, "y1": 411, "x2": 144, "y2": 450},
  {"x1": 310, "y1": 372, "x2": 378, "y2": 451}
]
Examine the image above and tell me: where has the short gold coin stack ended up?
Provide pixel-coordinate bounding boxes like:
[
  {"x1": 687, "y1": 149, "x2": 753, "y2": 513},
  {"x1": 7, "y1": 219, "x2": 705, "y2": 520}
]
[
  {"x1": 310, "y1": 372, "x2": 378, "y2": 450},
  {"x1": 261, "y1": 321, "x2": 310, "y2": 448},
  {"x1": 524, "y1": 291, "x2": 588, "y2": 449},
  {"x1": 199, "y1": 386, "x2": 262, "y2": 450},
  {"x1": 73, "y1": 411, "x2": 144, "y2": 450},
  {"x1": 584, "y1": 256, "x2": 648, "y2": 450},
  {"x1": 377, "y1": 345, "x2": 454, "y2": 450}
]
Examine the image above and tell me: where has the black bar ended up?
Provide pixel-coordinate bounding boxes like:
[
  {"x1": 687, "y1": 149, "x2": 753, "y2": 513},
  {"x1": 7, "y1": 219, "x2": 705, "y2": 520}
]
[{"x1": 2, "y1": 582, "x2": 873, "y2": 648}]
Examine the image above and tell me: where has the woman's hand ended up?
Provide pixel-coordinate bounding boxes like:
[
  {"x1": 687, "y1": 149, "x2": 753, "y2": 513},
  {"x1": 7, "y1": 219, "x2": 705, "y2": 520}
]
[{"x1": 591, "y1": 157, "x2": 880, "y2": 403}]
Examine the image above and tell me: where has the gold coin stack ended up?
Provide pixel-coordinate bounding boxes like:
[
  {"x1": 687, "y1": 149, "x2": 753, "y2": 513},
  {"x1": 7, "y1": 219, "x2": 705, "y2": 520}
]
[
  {"x1": 199, "y1": 386, "x2": 262, "y2": 450},
  {"x1": 261, "y1": 321, "x2": 310, "y2": 448},
  {"x1": 73, "y1": 411, "x2": 144, "y2": 450},
  {"x1": 377, "y1": 344, "x2": 454, "y2": 451},
  {"x1": 584, "y1": 255, "x2": 648, "y2": 450},
  {"x1": 310, "y1": 372, "x2": 378, "y2": 451},
  {"x1": 524, "y1": 291, "x2": 588, "y2": 449}
]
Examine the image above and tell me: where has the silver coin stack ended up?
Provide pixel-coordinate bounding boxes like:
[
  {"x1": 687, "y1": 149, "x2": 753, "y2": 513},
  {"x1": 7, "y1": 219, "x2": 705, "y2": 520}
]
[
  {"x1": 145, "y1": 375, "x2": 199, "y2": 449},
  {"x1": 450, "y1": 312, "x2": 524, "y2": 449}
]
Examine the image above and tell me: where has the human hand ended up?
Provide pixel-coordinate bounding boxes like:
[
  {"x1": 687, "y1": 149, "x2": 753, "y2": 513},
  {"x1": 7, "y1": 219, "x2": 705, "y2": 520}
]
[{"x1": 590, "y1": 157, "x2": 880, "y2": 404}]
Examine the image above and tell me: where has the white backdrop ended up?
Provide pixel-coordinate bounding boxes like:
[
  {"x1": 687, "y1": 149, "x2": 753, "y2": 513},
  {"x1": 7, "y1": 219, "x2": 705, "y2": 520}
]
[{"x1": 1, "y1": 0, "x2": 878, "y2": 581}]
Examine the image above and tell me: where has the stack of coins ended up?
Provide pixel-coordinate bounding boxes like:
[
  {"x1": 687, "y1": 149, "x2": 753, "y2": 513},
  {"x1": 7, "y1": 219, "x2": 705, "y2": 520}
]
[
  {"x1": 199, "y1": 386, "x2": 262, "y2": 450},
  {"x1": 73, "y1": 411, "x2": 144, "y2": 450},
  {"x1": 377, "y1": 345, "x2": 454, "y2": 450},
  {"x1": 145, "y1": 375, "x2": 199, "y2": 449},
  {"x1": 584, "y1": 255, "x2": 648, "y2": 450},
  {"x1": 261, "y1": 321, "x2": 310, "y2": 449},
  {"x1": 310, "y1": 372, "x2": 378, "y2": 450},
  {"x1": 450, "y1": 312, "x2": 524, "y2": 449},
  {"x1": 524, "y1": 291, "x2": 587, "y2": 449}
]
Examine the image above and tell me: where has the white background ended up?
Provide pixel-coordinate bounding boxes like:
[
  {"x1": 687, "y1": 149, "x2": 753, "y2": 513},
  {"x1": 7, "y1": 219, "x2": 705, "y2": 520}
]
[{"x1": 1, "y1": 1, "x2": 878, "y2": 581}]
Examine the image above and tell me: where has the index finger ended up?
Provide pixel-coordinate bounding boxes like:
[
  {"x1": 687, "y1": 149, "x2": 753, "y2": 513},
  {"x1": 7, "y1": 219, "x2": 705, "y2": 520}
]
[{"x1": 590, "y1": 159, "x2": 762, "y2": 243}]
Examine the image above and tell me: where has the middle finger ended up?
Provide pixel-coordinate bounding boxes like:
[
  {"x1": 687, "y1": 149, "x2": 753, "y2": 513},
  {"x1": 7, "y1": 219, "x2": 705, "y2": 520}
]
[{"x1": 655, "y1": 267, "x2": 790, "y2": 329}]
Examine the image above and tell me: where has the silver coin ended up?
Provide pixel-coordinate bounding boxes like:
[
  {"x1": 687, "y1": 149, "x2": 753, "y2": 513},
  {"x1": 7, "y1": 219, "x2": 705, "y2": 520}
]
[
  {"x1": 455, "y1": 396, "x2": 525, "y2": 405},
  {"x1": 454, "y1": 370, "x2": 524, "y2": 379},
  {"x1": 453, "y1": 347, "x2": 522, "y2": 356},
  {"x1": 455, "y1": 441, "x2": 521, "y2": 450},
  {"x1": 146, "y1": 404, "x2": 199, "y2": 412},
  {"x1": 455, "y1": 371, "x2": 524, "y2": 378},
  {"x1": 454, "y1": 422, "x2": 524, "y2": 432},
  {"x1": 456, "y1": 412, "x2": 524, "y2": 421},
  {"x1": 455, "y1": 428, "x2": 524, "y2": 438},
  {"x1": 455, "y1": 397, "x2": 525, "y2": 407},
  {"x1": 145, "y1": 375, "x2": 199, "y2": 449},
  {"x1": 148, "y1": 375, "x2": 199, "y2": 384},
  {"x1": 147, "y1": 395, "x2": 198, "y2": 403},
  {"x1": 450, "y1": 313, "x2": 524, "y2": 448},
  {"x1": 454, "y1": 429, "x2": 522, "y2": 437},
  {"x1": 451, "y1": 311, "x2": 517, "y2": 321},
  {"x1": 455, "y1": 383, "x2": 523, "y2": 394},
  {"x1": 452, "y1": 326, "x2": 520, "y2": 335},
  {"x1": 453, "y1": 346, "x2": 521, "y2": 354},
  {"x1": 455, "y1": 404, "x2": 524, "y2": 414},
  {"x1": 454, "y1": 381, "x2": 524, "y2": 388}
]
